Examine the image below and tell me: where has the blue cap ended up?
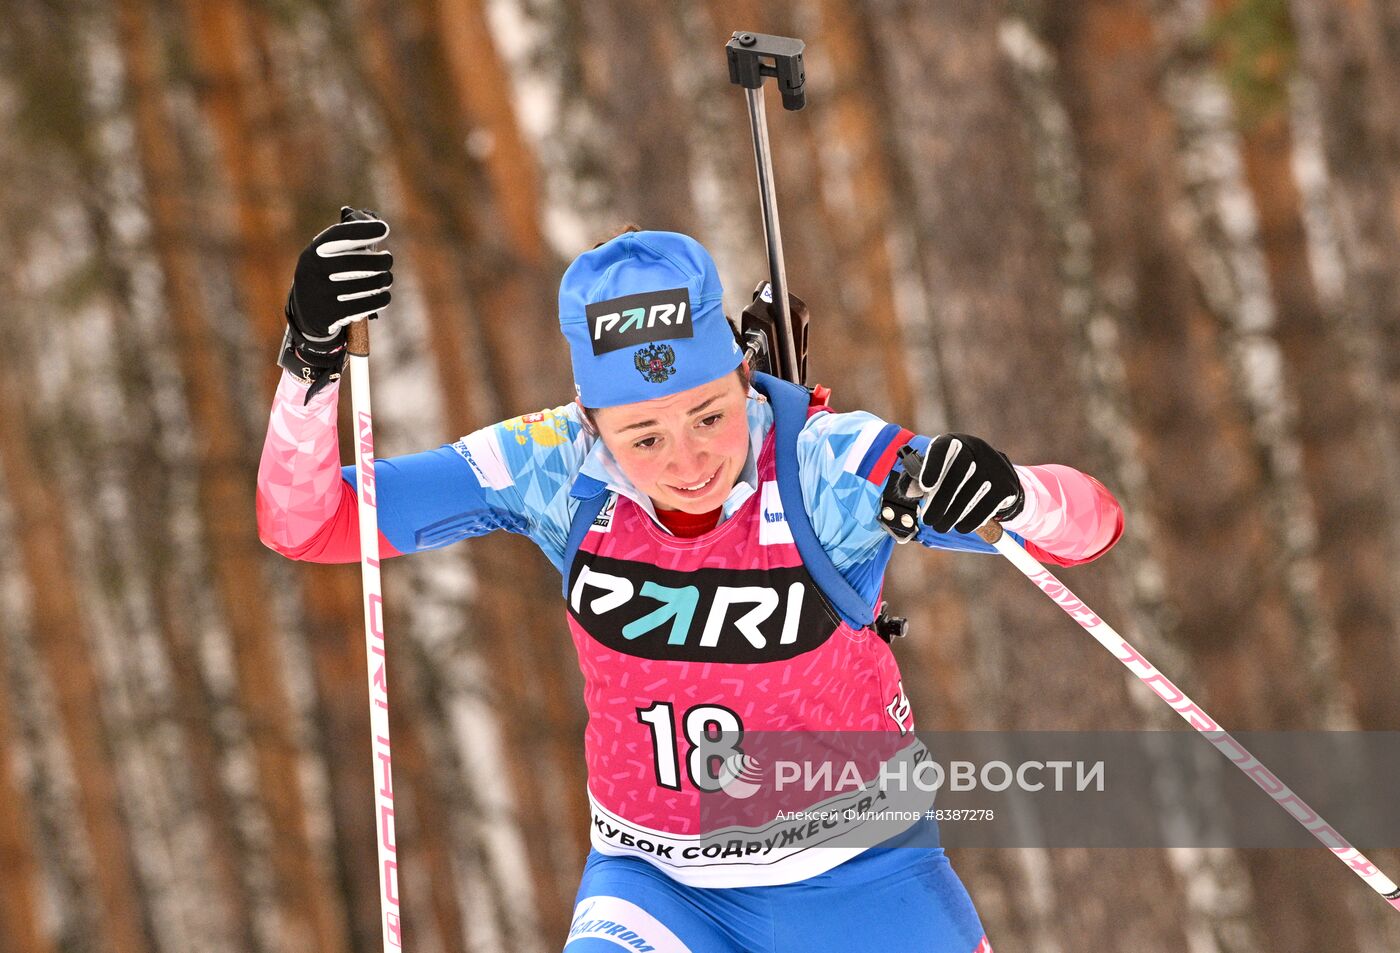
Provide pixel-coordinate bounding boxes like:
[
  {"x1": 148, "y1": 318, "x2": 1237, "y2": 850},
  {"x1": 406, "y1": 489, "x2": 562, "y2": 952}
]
[{"x1": 559, "y1": 230, "x2": 741, "y2": 408}]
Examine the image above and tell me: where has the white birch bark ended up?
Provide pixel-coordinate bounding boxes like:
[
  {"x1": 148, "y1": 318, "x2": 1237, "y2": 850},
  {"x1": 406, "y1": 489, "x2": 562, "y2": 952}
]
[
  {"x1": 1000, "y1": 12, "x2": 1263, "y2": 953},
  {"x1": 1153, "y1": 0, "x2": 1351, "y2": 730}
]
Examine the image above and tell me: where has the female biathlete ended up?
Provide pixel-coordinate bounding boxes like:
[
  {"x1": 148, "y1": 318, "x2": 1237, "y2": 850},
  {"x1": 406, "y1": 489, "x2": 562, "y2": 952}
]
[{"x1": 257, "y1": 217, "x2": 1123, "y2": 953}]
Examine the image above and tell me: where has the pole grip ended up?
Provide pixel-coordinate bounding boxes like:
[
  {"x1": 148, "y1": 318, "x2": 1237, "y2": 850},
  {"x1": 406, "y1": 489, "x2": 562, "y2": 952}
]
[
  {"x1": 977, "y1": 522, "x2": 1004, "y2": 544},
  {"x1": 347, "y1": 320, "x2": 369, "y2": 357},
  {"x1": 338, "y1": 205, "x2": 379, "y2": 359}
]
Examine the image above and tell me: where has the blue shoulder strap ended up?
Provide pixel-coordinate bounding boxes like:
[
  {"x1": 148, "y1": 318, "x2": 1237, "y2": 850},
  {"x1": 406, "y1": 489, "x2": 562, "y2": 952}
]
[
  {"x1": 561, "y1": 474, "x2": 610, "y2": 596},
  {"x1": 559, "y1": 376, "x2": 877, "y2": 628},
  {"x1": 753, "y1": 372, "x2": 877, "y2": 629}
]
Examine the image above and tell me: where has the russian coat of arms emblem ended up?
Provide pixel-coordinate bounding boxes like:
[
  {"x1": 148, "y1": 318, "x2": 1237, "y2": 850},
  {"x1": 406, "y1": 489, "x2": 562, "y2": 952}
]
[{"x1": 634, "y1": 343, "x2": 677, "y2": 384}]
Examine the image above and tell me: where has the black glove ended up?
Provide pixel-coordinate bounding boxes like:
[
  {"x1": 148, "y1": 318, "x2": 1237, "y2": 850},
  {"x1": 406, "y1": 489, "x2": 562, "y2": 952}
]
[
  {"x1": 278, "y1": 209, "x2": 392, "y2": 399},
  {"x1": 905, "y1": 433, "x2": 1024, "y2": 534}
]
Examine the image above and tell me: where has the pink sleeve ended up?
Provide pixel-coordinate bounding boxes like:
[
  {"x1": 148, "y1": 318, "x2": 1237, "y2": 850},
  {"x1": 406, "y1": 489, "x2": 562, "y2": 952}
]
[
  {"x1": 1000, "y1": 464, "x2": 1123, "y2": 567},
  {"x1": 255, "y1": 371, "x2": 401, "y2": 563}
]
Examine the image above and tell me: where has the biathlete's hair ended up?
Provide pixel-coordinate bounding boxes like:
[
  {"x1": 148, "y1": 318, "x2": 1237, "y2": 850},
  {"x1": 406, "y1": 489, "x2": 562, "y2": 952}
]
[{"x1": 591, "y1": 222, "x2": 643, "y2": 248}]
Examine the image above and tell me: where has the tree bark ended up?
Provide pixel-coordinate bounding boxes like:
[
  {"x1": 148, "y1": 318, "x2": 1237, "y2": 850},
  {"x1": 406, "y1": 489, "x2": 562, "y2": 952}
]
[
  {"x1": 1289, "y1": 0, "x2": 1400, "y2": 490},
  {"x1": 176, "y1": 0, "x2": 296, "y2": 351},
  {"x1": 1288, "y1": 0, "x2": 1400, "y2": 698},
  {"x1": 568, "y1": 0, "x2": 699, "y2": 231},
  {"x1": 1160, "y1": 1, "x2": 1348, "y2": 731},
  {"x1": 76, "y1": 62, "x2": 264, "y2": 950},
  {"x1": 1208, "y1": 0, "x2": 1400, "y2": 731},
  {"x1": 1000, "y1": 9, "x2": 1265, "y2": 950},
  {"x1": 808, "y1": 0, "x2": 916, "y2": 423},
  {"x1": 0, "y1": 323, "x2": 153, "y2": 953},
  {"x1": 878, "y1": 3, "x2": 1196, "y2": 949},
  {"x1": 384, "y1": 611, "x2": 472, "y2": 953},
  {"x1": 431, "y1": 0, "x2": 549, "y2": 266},
  {"x1": 0, "y1": 591, "x2": 55, "y2": 953},
  {"x1": 180, "y1": 6, "x2": 427, "y2": 950},
  {"x1": 351, "y1": 2, "x2": 591, "y2": 940},
  {"x1": 114, "y1": 3, "x2": 349, "y2": 951},
  {"x1": 1041, "y1": 1, "x2": 1362, "y2": 948}
]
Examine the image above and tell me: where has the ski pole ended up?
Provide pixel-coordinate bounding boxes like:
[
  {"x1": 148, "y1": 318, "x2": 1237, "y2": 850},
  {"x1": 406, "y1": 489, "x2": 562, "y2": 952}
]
[
  {"x1": 972, "y1": 518, "x2": 1400, "y2": 911},
  {"x1": 341, "y1": 206, "x2": 403, "y2": 949},
  {"x1": 726, "y1": 30, "x2": 806, "y2": 384}
]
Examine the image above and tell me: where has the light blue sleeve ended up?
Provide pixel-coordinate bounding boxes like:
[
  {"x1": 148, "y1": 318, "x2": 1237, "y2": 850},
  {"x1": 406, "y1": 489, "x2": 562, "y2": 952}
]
[
  {"x1": 793, "y1": 410, "x2": 1007, "y2": 605},
  {"x1": 341, "y1": 403, "x2": 591, "y2": 573}
]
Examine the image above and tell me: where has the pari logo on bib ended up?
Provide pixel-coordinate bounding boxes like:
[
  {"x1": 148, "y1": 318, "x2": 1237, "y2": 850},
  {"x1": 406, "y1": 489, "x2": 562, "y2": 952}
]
[{"x1": 560, "y1": 230, "x2": 741, "y2": 408}]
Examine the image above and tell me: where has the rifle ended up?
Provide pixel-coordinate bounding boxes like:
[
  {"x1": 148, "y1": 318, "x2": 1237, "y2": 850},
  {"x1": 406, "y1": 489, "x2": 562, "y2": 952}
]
[{"x1": 726, "y1": 31, "x2": 813, "y2": 387}]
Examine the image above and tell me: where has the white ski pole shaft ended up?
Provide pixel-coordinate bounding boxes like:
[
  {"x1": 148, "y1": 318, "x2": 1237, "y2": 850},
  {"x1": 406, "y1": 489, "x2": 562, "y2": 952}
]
[
  {"x1": 347, "y1": 318, "x2": 404, "y2": 948},
  {"x1": 975, "y1": 521, "x2": 1400, "y2": 911}
]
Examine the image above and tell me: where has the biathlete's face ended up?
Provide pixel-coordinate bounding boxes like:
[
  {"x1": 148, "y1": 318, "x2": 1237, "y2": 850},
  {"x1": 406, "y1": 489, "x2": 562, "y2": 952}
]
[{"x1": 591, "y1": 372, "x2": 751, "y2": 514}]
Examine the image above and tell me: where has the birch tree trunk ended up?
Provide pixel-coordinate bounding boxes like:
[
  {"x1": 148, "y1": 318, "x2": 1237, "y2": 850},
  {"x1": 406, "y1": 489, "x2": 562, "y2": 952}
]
[
  {"x1": 1166, "y1": 5, "x2": 1400, "y2": 944},
  {"x1": 1239, "y1": 96, "x2": 1400, "y2": 728},
  {"x1": 2, "y1": 1, "x2": 1394, "y2": 948},
  {"x1": 807, "y1": 0, "x2": 916, "y2": 422},
  {"x1": 881, "y1": 3, "x2": 1196, "y2": 949},
  {"x1": 0, "y1": 13, "x2": 144, "y2": 953},
  {"x1": 347, "y1": 3, "x2": 586, "y2": 942},
  {"x1": 0, "y1": 611, "x2": 54, "y2": 953},
  {"x1": 1041, "y1": 1, "x2": 1367, "y2": 948},
  {"x1": 73, "y1": 35, "x2": 265, "y2": 949},
  {"x1": 1000, "y1": 9, "x2": 1264, "y2": 951},
  {"x1": 179, "y1": 5, "x2": 441, "y2": 951},
  {"x1": 1157, "y1": 0, "x2": 1348, "y2": 733},
  {"x1": 1207, "y1": 3, "x2": 1400, "y2": 945},
  {"x1": 0, "y1": 263, "x2": 57, "y2": 953},
  {"x1": 113, "y1": 3, "x2": 348, "y2": 951},
  {"x1": 414, "y1": 12, "x2": 594, "y2": 923},
  {"x1": 382, "y1": 602, "x2": 473, "y2": 953},
  {"x1": 0, "y1": 305, "x2": 153, "y2": 953},
  {"x1": 1204, "y1": 0, "x2": 1400, "y2": 728},
  {"x1": 1288, "y1": 0, "x2": 1400, "y2": 687}
]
